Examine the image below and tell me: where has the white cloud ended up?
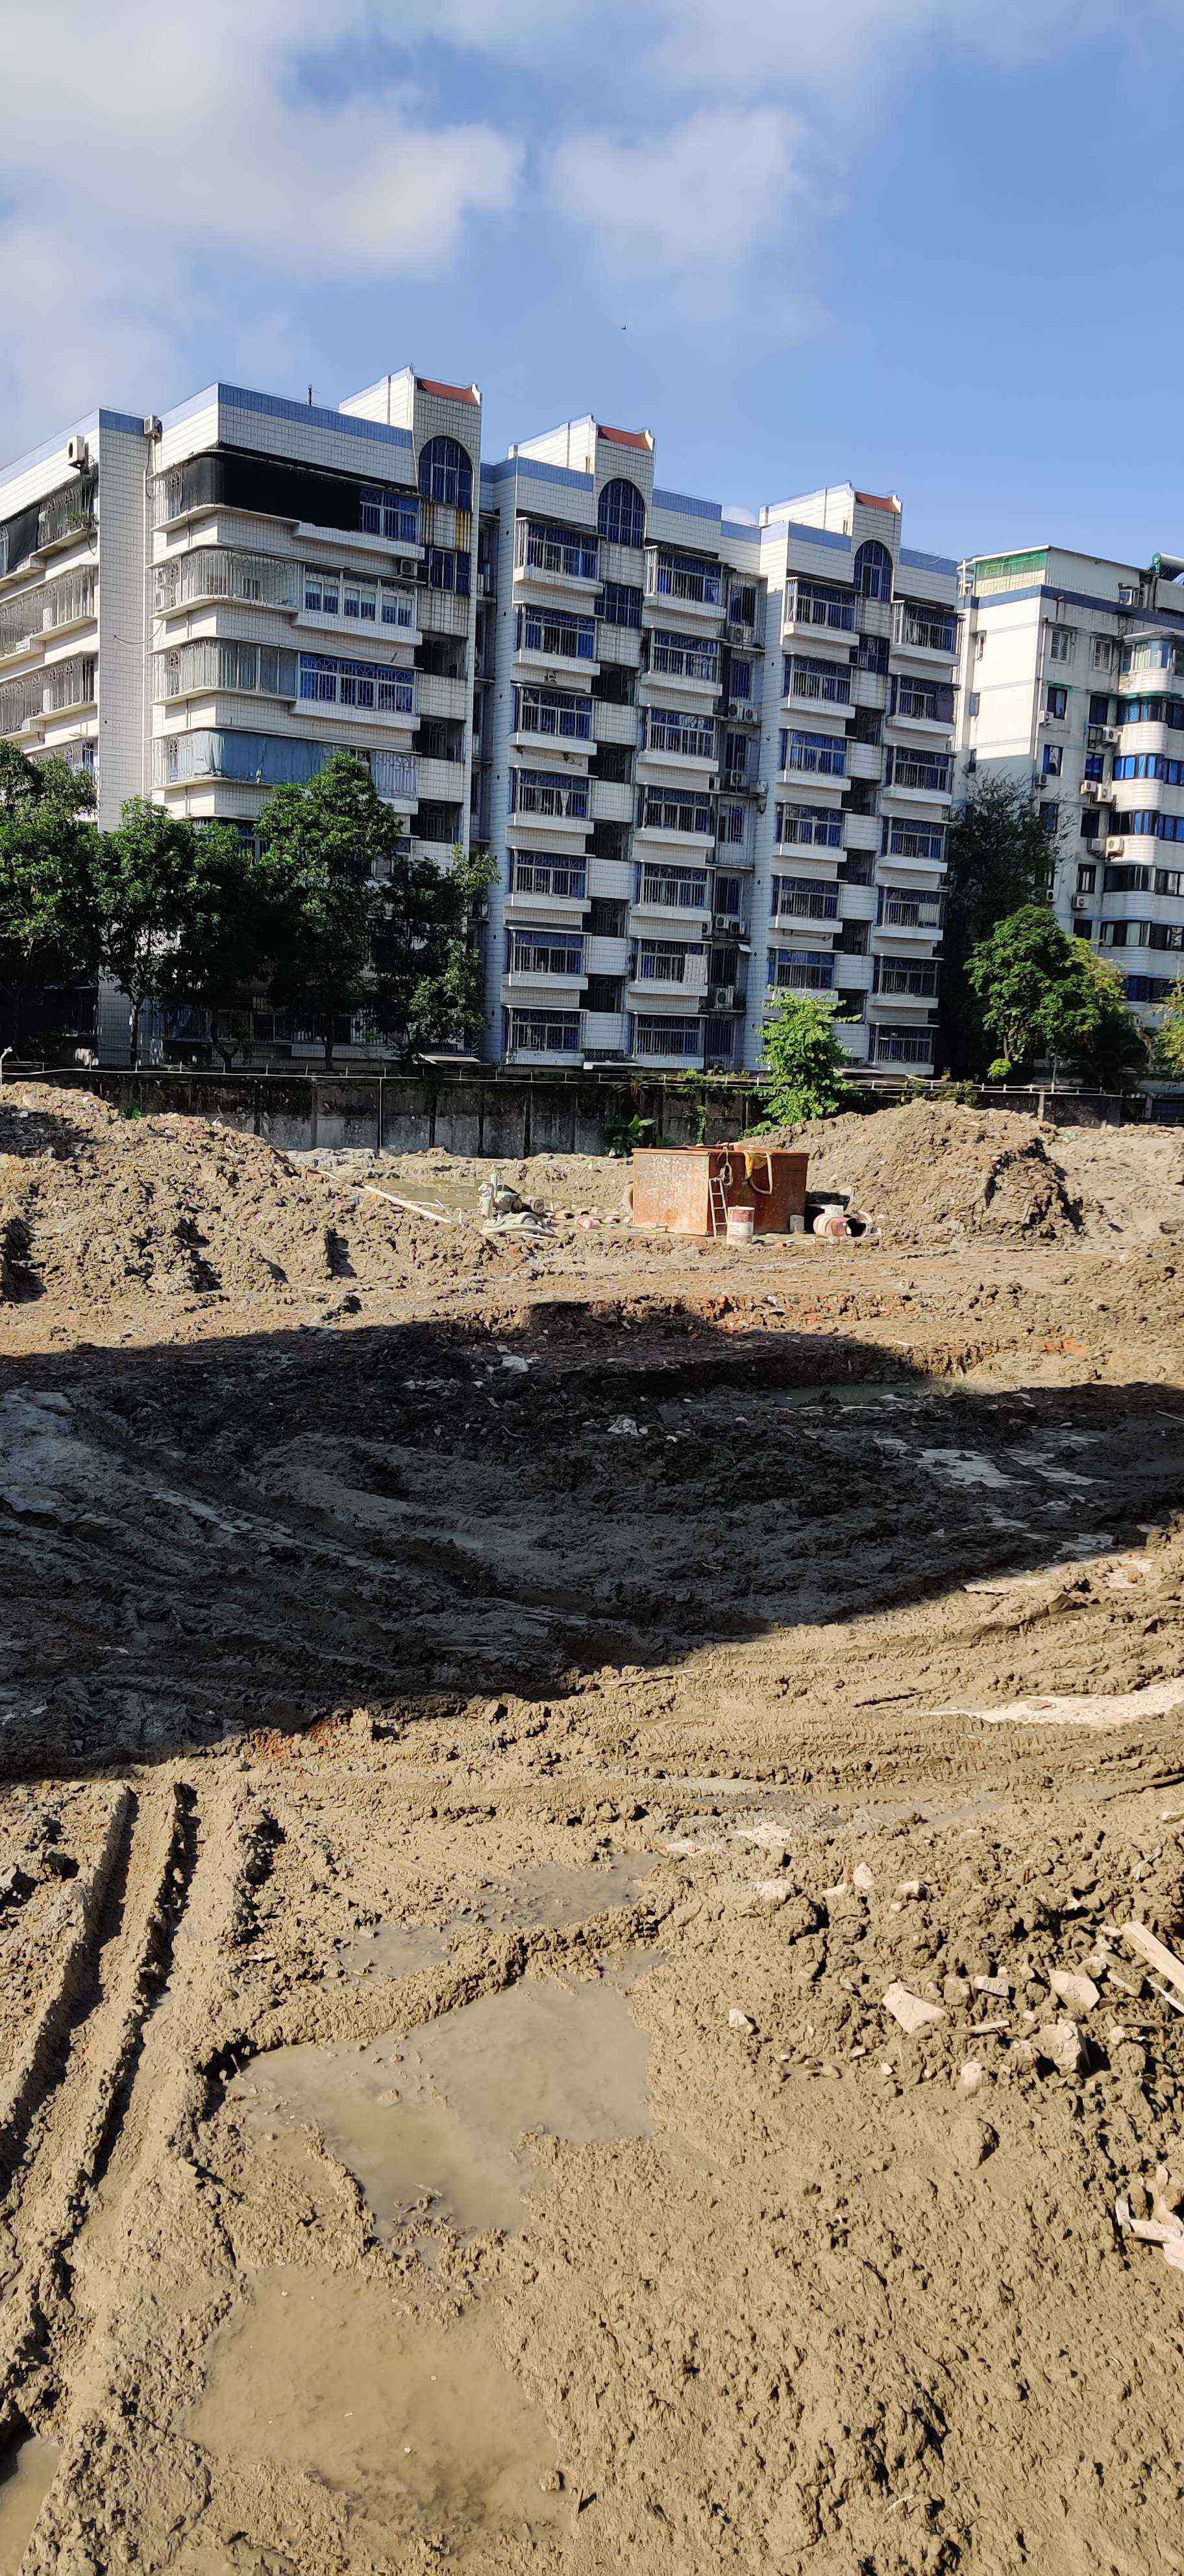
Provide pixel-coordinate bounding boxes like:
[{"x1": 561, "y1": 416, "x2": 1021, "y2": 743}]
[{"x1": 550, "y1": 109, "x2": 802, "y2": 293}]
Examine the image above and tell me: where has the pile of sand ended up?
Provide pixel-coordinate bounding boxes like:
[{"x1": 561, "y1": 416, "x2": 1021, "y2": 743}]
[
  {"x1": 777, "y1": 1100, "x2": 1086, "y2": 1243},
  {"x1": 0, "y1": 1084, "x2": 478, "y2": 1309}
]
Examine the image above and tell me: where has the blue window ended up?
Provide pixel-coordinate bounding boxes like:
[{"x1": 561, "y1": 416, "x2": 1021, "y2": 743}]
[
  {"x1": 426, "y1": 546, "x2": 470, "y2": 596},
  {"x1": 896, "y1": 677, "x2": 955, "y2": 723},
  {"x1": 508, "y1": 928, "x2": 585, "y2": 975},
  {"x1": 597, "y1": 478, "x2": 646, "y2": 548},
  {"x1": 781, "y1": 728, "x2": 846, "y2": 777},
  {"x1": 857, "y1": 633, "x2": 890, "y2": 674},
  {"x1": 1113, "y1": 751, "x2": 1184, "y2": 783},
  {"x1": 1039, "y1": 800, "x2": 1059, "y2": 833},
  {"x1": 637, "y1": 788, "x2": 713, "y2": 835},
  {"x1": 654, "y1": 553, "x2": 722, "y2": 607},
  {"x1": 854, "y1": 538, "x2": 893, "y2": 601},
  {"x1": 515, "y1": 683, "x2": 592, "y2": 740},
  {"x1": 510, "y1": 768, "x2": 589, "y2": 819},
  {"x1": 788, "y1": 581, "x2": 856, "y2": 633},
  {"x1": 887, "y1": 747, "x2": 952, "y2": 792},
  {"x1": 769, "y1": 947, "x2": 835, "y2": 991},
  {"x1": 716, "y1": 803, "x2": 746, "y2": 845},
  {"x1": 1089, "y1": 691, "x2": 1111, "y2": 724},
  {"x1": 360, "y1": 485, "x2": 419, "y2": 543},
  {"x1": 516, "y1": 605, "x2": 596, "y2": 661},
  {"x1": 1118, "y1": 696, "x2": 1184, "y2": 731},
  {"x1": 882, "y1": 821, "x2": 945, "y2": 861},
  {"x1": 519, "y1": 520, "x2": 598, "y2": 581},
  {"x1": 647, "y1": 705, "x2": 716, "y2": 759},
  {"x1": 1041, "y1": 744, "x2": 1063, "y2": 777},
  {"x1": 1045, "y1": 684, "x2": 1068, "y2": 720},
  {"x1": 418, "y1": 436, "x2": 473, "y2": 511},
  {"x1": 728, "y1": 657, "x2": 753, "y2": 698},
  {"x1": 648, "y1": 629, "x2": 719, "y2": 681},
  {"x1": 297, "y1": 653, "x2": 413, "y2": 714},
  {"x1": 595, "y1": 581, "x2": 642, "y2": 630},
  {"x1": 777, "y1": 804, "x2": 843, "y2": 849},
  {"x1": 1083, "y1": 753, "x2": 1105, "y2": 781}
]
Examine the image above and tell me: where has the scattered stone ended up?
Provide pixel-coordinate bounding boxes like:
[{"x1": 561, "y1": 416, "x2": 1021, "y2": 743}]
[
  {"x1": 943, "y1": 1974, "x2": 972, "y2": 2006},
  {"x1": 973, "y1": 1973, "x2": 1011, "y2": 1999},
  {"x1": 728, "y1": 2008, "x2": 756, "y2": 2034},
  {"x1": 960, "y1": 2060, "x2": 986, "y2": 2095},
  {"x1": 852, "y1": 1861, "x2": 875, "y2": 1891},
  {"x1": 1035, "y1": 2019, "x2": 1087, "y2": 2075},
  {"x1": 883, "y1": 1982, "x2": 945, "y2": 2035},
  {"x1": 1049, "y1": 1967, "x2": 1100, "y2": 2015}
]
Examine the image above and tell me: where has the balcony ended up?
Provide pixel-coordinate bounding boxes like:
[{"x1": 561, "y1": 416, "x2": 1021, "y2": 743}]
[
  {"x1": 417, "y1": 754, "x2": 467, "y2": 803},
  {"x1": 505, "y1": 1008, "x2": 585, "y2": 1063},
  {"x1": 632, "y1": 869, "x2": 710, "y2": 926},
  {"x1": 628, "y1": 945, "x2": 708, "y2": 996},
  {"x1": 774, "y1": 810, "x2": 843, "y2": 855},
  {"x1": 645, "y1": 552, "x2": 724, "y2": 622},
  {"x1": 782, "y1": 665, "x2": 852, "y2": 712},
  {"x1": 876, "y1": 896, "x2": 943, "y2": 938},
  {"x1": 771, "y1": 885, "x2": 840, "y2": 929},
  {"x1": 630, "y1": 1014, "x2": 705, "y2": 1065},
  {"x1": 892, "y1": 603, "x2": 959, "y2": 662},
  {"x1": 883, "y1": 754, "x2": 952, "y2": 803},
  {"x1": 782, "y1": 581, "x2": 856, "y2": 642},
  {"x1": 871, "y1": 1026, "x2": 935, "y2": 1066},
  {"x1": 513, "y1": 522, "x2": 598, "y2": 592},
  {"x1": 768, "y1": 949, "x2": 837, "y2": 995}
]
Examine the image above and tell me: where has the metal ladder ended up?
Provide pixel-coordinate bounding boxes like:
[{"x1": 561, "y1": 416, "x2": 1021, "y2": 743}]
[{"x1": 708, "y1": 1154, "x2": 732, "y2": 1237}]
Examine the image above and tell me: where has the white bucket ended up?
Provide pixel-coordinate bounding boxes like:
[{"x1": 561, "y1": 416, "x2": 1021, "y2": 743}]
[{"x1": 725, "y1": 1204, "x2": 755, "y2": 1245}]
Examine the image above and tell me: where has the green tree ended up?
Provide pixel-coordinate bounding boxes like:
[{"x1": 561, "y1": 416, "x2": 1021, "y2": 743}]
[
  {"x1": 1148, "y1": 978, "x2": 1184, "y2": 1079},
  {"x1": 258, "y1": 757, "x2": 495, "y2": 1066},
  {"x1": 90, "y1": 798, "x2": 236, "y2": 1067},
  {"x1": 756, "y1": 991, "x2": 854, "y2": 1128},
  {"x1": 940, "y1": 775, "x2": 1055, "y2": 1075},
  {"x1": 157, "y1": 822, "x2": 278, "y2": 1070},
  {"x1": 255, "y1": 755, "x2": 393, "y2": 1067},
  {"x1": 968, "y1": 904, "x2": 1144, "y2": 1085},
  {"x1": 0, "y1": 746, "x2": 103, "y2": 1032}
]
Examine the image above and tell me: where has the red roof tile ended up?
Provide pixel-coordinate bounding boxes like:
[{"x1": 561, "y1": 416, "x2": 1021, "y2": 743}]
[
  {"x1": 598, "y1": 422, "x2": 652, "y2": 452},
  {"x1": 417, "y1": 378, "x2": 480, "y2": 407},
  {"x1": 854, "y1": 489, "x2": 900, "y2": 513}
]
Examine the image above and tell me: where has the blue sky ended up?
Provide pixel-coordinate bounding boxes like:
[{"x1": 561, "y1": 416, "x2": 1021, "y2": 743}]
[{"x1": 3, "y1": 1, "x2": 1183, "y2": 563}]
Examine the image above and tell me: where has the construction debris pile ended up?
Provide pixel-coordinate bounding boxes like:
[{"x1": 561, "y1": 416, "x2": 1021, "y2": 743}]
[{"x1": 771, "y1": 1100, "x2": 1089, "y2": 1244}]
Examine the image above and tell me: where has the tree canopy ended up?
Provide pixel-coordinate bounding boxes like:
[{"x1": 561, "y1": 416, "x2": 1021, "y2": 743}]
[
  {"x1": 756, "y1": 991, "x2": 853, "y2": 1128},
  {"x1": 968, "y1": 904, "x2": 1144, "y2": 1086},
  {"x1": 0, "y1": 744, "x2": 102, "y2": 1002},
  {"x1": 939, "y1": 775, "x2": 1055, "y2": 1075}
]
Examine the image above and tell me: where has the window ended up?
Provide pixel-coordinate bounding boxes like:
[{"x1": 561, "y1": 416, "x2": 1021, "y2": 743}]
[
  {"x1": 647, "y1": 629, "x2": 719, "y2": 681},
  {"x1": 515, "y1": 683, "x2": 593, "y2": 741},
  {"x1": 512, "y1": 857, "x2": 587, "y2": 899},
  {"x1": 777, "y1": 803, "x2": 843, "y2": 849},
  {"x1": 516, "y1": 605, "x2": 596, "y2": 661},
  {"x1": 507, "y1": 1008, "x2": 582, "y2": 1054},
  {"x1": 417, "y1": 436, "x2": 473, "y2": 511},
  {"x1": 653, "y1": 552, "x2": 722, "y2": 607},
  {"x1": 886, "y1": 748, "x2": 952, "y2": 792},
  {"x1": 877, "y1": 888, "x2": 943, "y2": 930},
  {"x1": 873, "y1": 1027, "x2": 933, "y2": 1065},
  {"x1": 1113, "y1": 751, "x2": 1184, "y2": 783},
  {"x1": 854, "y1": 539, "x2": 893, "y2": 600},
  {"x1": 597, "y1": 478, "x2": 645, "y2": 548},
  {"x1": 1088, "y1": 692, "x2": 1111, "y2": 725},
  {"x1": 787, "y1": 580, "x2": 856, "y2": 633},
  {"x1": 1039, "y1": 799, "x2": 1059, "y2": 833},
  {"x1": 784, "y1": 655, "x2": 851, "y2": 707},
  {"x1": 587, "y1": 894, "x2": 626, "y2": 936},
  {"x1": 425, "y1": 546, "x2": 470, "y2": 596},
  {"x1": 585, "y1": 973, "x2": 624, "y2": 1014},
  {"x1": 632, "y1": 1015, "x2": 702, "y2": 1060},
  {"x1": 596, "y1": 581, "x2": 642, "y2": 630},
  {"x1": 517, "y1": 519, "x2": 598, "y2": 581},
  {"x1": 1083, "y1": 753, "x2": 1104, "y2": 781},
  {"x1": 728, "y1": 583, "x2": 758, "y2": 627},
  {"x1": 508, "y1": 929, "x2": 584, "y2": 977},
  {"x1": 771, "y1": 877, "x2": 839, "y2": 923},
  {"x1": 1049, "y1": 625, "x2": 1076, "y2": 662},
  {"x1": 637, "y1": 787, "x2": 712, "y2": 836},
  {"x1": 715, "y1": 802, "x2": 747, "y2": 845},
  {"x1": 1042, "y1": 744, "x2": 1063, "y2": 777},
  {"x1": 974, "y1": 633, "x2": 987, "y2": 662},
  {"x1": 1045, "y1": 684, "x2": 1068, "y2": 720},
  {"x1": 896, "y1": 677, "x2": 955, "y2": 723},
  {"x1": 726, "y1": 657, "x2": 753, "y2": 699},
  {"x1": 1118, "y1": 585, "x2": 1137, "y2": 607},
  {"x1": 510, "y1": 767, "x2": 589, "y2": 819},
  {"x1": 780, "y1": 727, "x2": 846, "y2": 777},
  {"x1": 592, "y1": 743, "x2": 633, "y2": 783},
  {"x1": 646, "y1": 705, "x2": 716, "y2": 759},
  {"x1": 1077, "y1": 862, "x2": 1096, "y2": 893},
  {"x1": 769, "y1": 947, "x2": 835, "y2": 992},
  {"x1": 876, "y1": 958, "x2": 937, "y2": 998},
  {"x1": 1118, "y1": 696, "x2": 1184, "y2": 731},
  {"x1": 894, "y1": 603, "x2": 959, "y2": 655},
  {"x1": 882, "y1": 821, "x2": 945, "y2": 862},
  {"x1": 857, "y1": 633, "x2": 889, "y2": 675},
  {"x1": 635, "y1": 864, "x2": 708, "y2": 908},
  {"x1": 1092, "y1": 636, "x2": 1115, "y2": 670},
  {"x1": 297, "y1": 652, "x2": 413, "y2": 714},
  {"x1": 968, "y1": 691, "x2": 980, "y2": 717},
  {"x1": 633, "y1": 940, "x2": 698, "y2": 984},
  {"x1": 359, "y1": 485, "x2": 420, "y2": 544}
]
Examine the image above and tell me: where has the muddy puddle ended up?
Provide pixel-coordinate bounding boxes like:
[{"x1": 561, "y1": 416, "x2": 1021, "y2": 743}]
[
  {"x1": 188, "y1": 2267, "x2": 565, "y2": 2562},
  {"x1": 338, "y1": 1853, "x2": 658, "y2": 1980},
  {"x1": 230, "y1": 1965, "x2": 654, "y2": 2238},
  {"x1": 0, "y1": 2433, "x2": 59, "y2": 2573}
]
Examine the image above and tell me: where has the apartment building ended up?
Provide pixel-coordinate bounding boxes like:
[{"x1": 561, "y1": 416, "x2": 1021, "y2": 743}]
[
  {"x1": 957, "y1": 543, "x2": 1184, "y2": 1028},
  {"x1": 0, "y1": 371, "x2": 959, "y2": 1073},
  {"x1": 475, "y1": 430, "x2": 959, "y2": 1075}
]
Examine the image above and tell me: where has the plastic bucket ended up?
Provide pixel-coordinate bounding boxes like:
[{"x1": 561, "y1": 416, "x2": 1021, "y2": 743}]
[{"x1": 725, "y1": 1204, "x2": 755, "y2": 1245}]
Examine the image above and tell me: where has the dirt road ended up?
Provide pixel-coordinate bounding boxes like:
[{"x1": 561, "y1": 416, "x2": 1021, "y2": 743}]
[{"x1": 2, "y1": 1091, "x2": 1183, "y2": 2572}]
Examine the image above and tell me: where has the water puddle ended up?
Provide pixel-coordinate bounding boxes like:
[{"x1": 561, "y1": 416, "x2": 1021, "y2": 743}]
[
  {"x1": 230, "y1": 1966, "x2": 654, "y2": 2238},
  {"x1": 0, "y1": 2434, "x2": 59, "y2": 2574},
  {"x1": 340, "y1": 1853, "x2": 658, "y2": 1981},
  {"x1": 188, "y1": 2268, "x2": 564, "y2": 2560}
]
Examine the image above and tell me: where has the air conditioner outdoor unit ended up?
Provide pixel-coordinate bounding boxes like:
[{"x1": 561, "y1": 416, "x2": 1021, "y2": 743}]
[
  {"x1": 1071, "y1": 894, "x2": 1091, "y2": 912},
  {"x1": 1102, "y1": 727, "x2": 1120, "y2": 746},
  {"x1": 143, "y1": 415, "x2": 162, "y2": 441},
  {"x1": 66, "y1": 435, "x2": 89, "y2": 470},
  {"x1": 1105, "y1": 836, "x2": 1125, "y2": 856}
]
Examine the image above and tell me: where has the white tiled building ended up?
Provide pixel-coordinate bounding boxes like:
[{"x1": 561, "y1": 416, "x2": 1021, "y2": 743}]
[
  {"x1": 0, "y1": 373, "x2": 959, "y2": 1072},
  {"x1": 477, "y1": 426, "x2": 959, "y2": 1074},
  {"x1": 957, "y1": 544, "x2": 1184, "y2": 1030}
]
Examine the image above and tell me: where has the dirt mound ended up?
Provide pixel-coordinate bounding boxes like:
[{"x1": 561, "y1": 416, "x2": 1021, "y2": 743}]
[
  {"x1": 0, "y1": 1084, "x2": 479, "y2": 1311},
  {"x1": 773, "y1": 1101, "x2": 1085, "y2": 1243}
]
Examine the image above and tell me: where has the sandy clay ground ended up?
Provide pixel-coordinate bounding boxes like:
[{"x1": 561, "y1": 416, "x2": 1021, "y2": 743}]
[{"x1": 3, "y1": 1085, "x2": 1184, "y2": 2573}]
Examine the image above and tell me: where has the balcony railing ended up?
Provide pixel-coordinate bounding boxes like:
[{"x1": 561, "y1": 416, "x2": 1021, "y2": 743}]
[
  {"x1": 783, "y1": 661, "x2": 852, "y2": 706},
  {"x1": 769, "y1": 949, "x2": 836, "y2": 993},
  {"x1": 775, "y1": 808, "x2": 843, "y2": 851},
  {"x1": 632, "y1": 1015, "x2": 704, "y2": 1060},
  {"x1": 876, "y1": 963, "x2": 938, "y2": 997},
  {"x1": 0, "y1": 567, "x2": 96, "y2": 657},
  {"x1": 648, "y1": 552, "x2": 723, "y2": 609},
  {"x1": 506, "y1": 1008, "x2": 584, "y2": 1058},
  {"x1": 631, "y1": 945, "x2": 708, "y2": 989},
  {"x1": 0, "y1": 654, "x2": 96, "y2": 734},
  {"x1": 646, "y1": 631, "x2": 720, "y2": 683},
  {"x1": 893, "y1": 603, "x2": 959, "y2": 656},
  {"x1": 515, "y1": 521, "x2": 598, "y2": 583},
  {"x1": 783, "y1": 581, "x2": 856, "y2": 635},
  {"x1": 511, "y1": 768, "x2": 589, "y2": 820},
  {"x1": 873, "y1": 1026, "x2": 934, "y2": 1064},
  {"x1": 878, "y1": 895, "x2": 943, "y2": 932},
  {"x1": 771, "y1": 884, "x2": 839, "y2": 924}
]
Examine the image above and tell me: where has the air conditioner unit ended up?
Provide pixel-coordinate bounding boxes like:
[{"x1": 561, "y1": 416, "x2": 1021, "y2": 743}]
[
  {"x1": 1079, "y1": 781, "x2": 1102, "y2": 801},
  {"x1": 1071, "y1": 893, "x2": 1091, "y2": 912},
  {"x1": 1105, "y1": 836, "x2": 1126, "y2": 856},
  {"x1": 66, "y1": 435, "x2": 89, "y2": 470},
  {"x1": 1102, "y1": 727, "x2": 1120, "y2": 746},
  {"x1": 143, "y1": 415, "x2": 162, "y2": 441}
]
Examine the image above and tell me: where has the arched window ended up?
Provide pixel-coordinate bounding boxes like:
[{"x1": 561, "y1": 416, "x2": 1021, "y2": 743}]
[
  {"x1": 598, "y1": 477, "x2": 645, "y2": 548},
  {"x1": 854, "y1": 538, "x2": 893, "y2": 601},
  {"x1": 418, "y1": 435, "x2": 473, "y2": 511}
]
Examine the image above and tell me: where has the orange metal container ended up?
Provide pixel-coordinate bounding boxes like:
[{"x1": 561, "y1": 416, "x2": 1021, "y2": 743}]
[{"x1": 630, "y1": 1145, "x2": 808, "y2": 1236}]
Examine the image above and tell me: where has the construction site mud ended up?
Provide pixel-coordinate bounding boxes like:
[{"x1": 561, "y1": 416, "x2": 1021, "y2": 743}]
[{"x1": 3, "y1": 1089, "x2": 1184, "y2": 2572}]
